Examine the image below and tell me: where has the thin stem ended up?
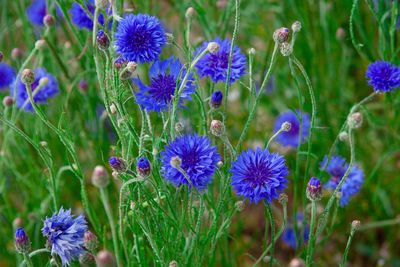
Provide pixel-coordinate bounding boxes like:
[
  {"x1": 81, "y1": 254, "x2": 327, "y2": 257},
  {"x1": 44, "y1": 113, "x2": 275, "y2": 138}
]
[
  {"x1": 265, "y1": 203, "x2": 275, "y2": 267},
  {"x1": 236, "y1": 42, "x2": 279, "y2": 150},
  {"x1": 359, "y1": 217, "x2": 400, "y2": 231},
  {"x1": 264, "y1": 127, "x2": 286, "y2": 149},
  {"x1": 340, "y1": 225, "x2": 358, "y2": 267},
  {"x1": 305, "y1": 201, "x2": 317, "y2": 266},
  {"x1": 100, "y1": 188, "x2": 122, "y2": 267},
  {"x1": 22, "y1": 254, "x2": 33, "y2": 267},
  {"x1": 19, "y1": 249, "x2": 49, "y2": 267}
]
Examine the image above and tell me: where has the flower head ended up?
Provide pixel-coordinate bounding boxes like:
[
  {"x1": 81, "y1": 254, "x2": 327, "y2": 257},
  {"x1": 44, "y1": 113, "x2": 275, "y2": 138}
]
[
  {"x1": 230, "y1": 148, "x2": 289, "y2": 204},
  {"x1": 160, "y1": 134, "x2": 220, "y2": 191},
  {"x1": 320, "y1": 155, "x2": 365, "y2": 206},
  {"x1": 273, "y1": 110, "x2": 310, "y2": 148},
  {"x1": 0, "y1": 63, "x2": 16, "y2": 90},
  {"x1": 42, "y1": 208, "x2": 88, "y2": 266},
  {"x1": 115, "y1": 14, "x2": 166, "y2": 63},
  {"x1": 210, "y1": 90, "x2": 223, "y2": 109},
  {"x1": 306, "y1": 177, "x2": 322, "y2": 201},
  {"x1": 194, "y1": 38, "x2": 246, "y2": 84},
  {"x1": 27, "y1": 0, "x2": 47, "y2": 26},
  {"x1": 366, "y1": 61, "x2": 400, "y2": 92},
  {"x1": 137, "y1": 157, "x2": 151, "y2": 178},
  {"x1": 70, "y1": 0, "x2": 108, "y2": 30},
  {"x1": 281, "y1": 212, "x2": 309, "y2": 249},
  {"x1": 15, "y1": 228, "x2": 31, "y2": 253},
  {"x1": 133, "y1": 57, "x2": 195, "y2": 112},
  {"x1": 109, "y1": 156, "x2": 127, "y2": 173},
  {"x1": 11, "y1": 68, "x2": 59, "y2": 112}
]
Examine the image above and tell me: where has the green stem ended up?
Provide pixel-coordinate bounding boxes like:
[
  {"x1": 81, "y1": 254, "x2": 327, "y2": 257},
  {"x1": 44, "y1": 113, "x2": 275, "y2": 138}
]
[
  {"x1": 264, "y1": 127, "x2": 286, "y2": 149},
  {"x1": 358, "y1": 217, "x2": 400, "y2": 231},
  {"x1": 22, "y1": 254, "x2": 33, "y2": 267},
  {"x1": 265, "y1": 203, "x2": 275, "y2": 267},
  {"x1": 19, "y1": 249, "x2": 49, "y2": 267},
  {"x1": 340, "y1": 225, "x2": 358, "y2": 267},
  {"x1": 306, "y1": 201, "x2": 317, "y2": 266},
  {"x1": 100, "y1": 188, "x2": 122, "y2": 267}
]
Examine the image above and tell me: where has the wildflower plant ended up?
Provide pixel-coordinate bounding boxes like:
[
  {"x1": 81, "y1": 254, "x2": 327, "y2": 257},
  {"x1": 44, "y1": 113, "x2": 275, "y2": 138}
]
[{"x1": 1, "y1": 1, "x2": 400, "y2": 267}]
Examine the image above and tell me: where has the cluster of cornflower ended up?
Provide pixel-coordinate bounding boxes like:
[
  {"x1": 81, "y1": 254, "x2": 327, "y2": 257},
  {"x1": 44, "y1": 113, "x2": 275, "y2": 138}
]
[{"x1": 3, "y1": 0, "x2": 400, "y2": 266}]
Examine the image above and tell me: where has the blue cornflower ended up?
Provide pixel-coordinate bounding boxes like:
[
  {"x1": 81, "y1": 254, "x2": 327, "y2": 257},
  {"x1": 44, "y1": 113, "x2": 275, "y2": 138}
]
[
  {"x1": 194, "y1": 38, "x2": 246, "y2": 84},
  {"x1": 137, "y1": 157, "x2": 151, "y2": 177},
  {"x1": 366, "y1": 61, "x2": 400, "y2": 92},
  {"x1": 70, "y1": 0, "x2": 108, "y2": 30},
  {"x1": 0, "y1": 63, "x2": 16, "y2": 90},
  {"x1": 15, "y1": 228, "x2": 31, "y2": 253},
  {"x1": 11, "y1": 68, "x2": 59, "y2": 112},
  {"x1": 26, "y1": 0, "x2": 46, "y2": 26},
  {"x1": 160, "y1": 134, "x2": 220, "y2": 191},
  {"x1": 115, "y1": 14, "x2": 166, "y2": 63},
  {"x1": 273, "y1": 110, "x2": 310, "y2": 148},
  {"x1": 320, "y1": 155, "x2": 365, "y2": 206},
  {"x1": 133, "y1": 57, "x2": 195, "y2": 112},
  {"x1": 210, "y1": 90, "x2": 223, "y2": 108},
  {"x1": 42, "y1": 208, "x2": 87, "y2": 266},
  {"x1": 281, "y1": 213, "x2": 309, "y2": 249},
  {"x1": 230, "y1": 148, "x2": 289, "y2": 204}
]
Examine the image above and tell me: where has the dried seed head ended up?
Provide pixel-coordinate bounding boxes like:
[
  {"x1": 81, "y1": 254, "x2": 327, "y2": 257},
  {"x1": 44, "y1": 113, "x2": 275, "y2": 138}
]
[
  {"x1": 91, "y1": 165, "x2": 110, "y2": 188},
  {"x1": 291, "y1": 21, "x2": 302, "y2": 33},
  {"x1": 207, "y1": 42, "x2": 219, "y2": 53},
  {"x1": 210, "y1": 120, "x2": 225, "y2": 137}
]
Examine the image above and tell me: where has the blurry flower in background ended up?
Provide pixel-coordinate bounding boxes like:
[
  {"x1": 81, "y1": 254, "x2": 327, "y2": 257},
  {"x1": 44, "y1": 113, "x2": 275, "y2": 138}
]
[
  {"x1": 273, "y1": 110, "x2": 310, "y2": 148},
  {"x1": 281, "y1": 212, "x2": 310, "y2": 249},
  {"x1": 194, "y1": 38, "x2": 246, "y2": 84},
  {"x1": 26, "y1": 0, "x2": 47, "y2": 26},
  {"x1": 11, "y1": 68, "x2": 59, "y2": 112},
  {"x1": 42, "y1": 208, "x2": 87, "y2": 266},
  {"x1": 70, "y1": 0, "x2": 109, "y2": 30},
  {"x1": 230, "y1": 148, "x2": 289, "y2": 203},
  {"x1": 366, "y1": 61, "x2": 400, "y2": 93},
  {"x1": 0, "y1": 63, "x2": 16, "y2": 90},
  {"x1": 161, "y1": 134, "x2": 220, "y2": 191},
  {"x1": 115, "y1": 14, "x2": 166, "y2": 63},
  {"x1": 320, "y1": 155, "x2": 365, "y2": 206},
  {"x1": 133, "y1": 57, "x2": 195, "y2": 112}
]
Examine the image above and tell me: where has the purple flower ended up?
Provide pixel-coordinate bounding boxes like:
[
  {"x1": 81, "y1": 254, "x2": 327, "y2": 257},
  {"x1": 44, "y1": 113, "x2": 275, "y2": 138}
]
[
  {"x1": 230, "y1": 148, "x2": 289, "y2": 204},
  {"x1": 160, "y1": 134, "x2": 220, "y2": 191},
  {"x1": 210, "y1": 90, "x2": 223, "y2": 108},
  {"x1": 281, "y1": 213, "x2": 309, "y2": 249},
  {"x1": 273, "y1": 110, "x2": 310, "y2": 148},
  {"x1": 70, "y1": 0, "x2": 108, "y2": 30},
  {"x1": 137, "y1": 157, "x2": 151, "y2": 177},
  {"x1": 109, "y1": 156, "x2": 127, "y2": 173},
  {"x1": 133, "y1": 57, "x2": 195, "y2": 112},
  {"x1": 366, "y1": 61, "x2": 400, "y2": 92},
  {"x1": 0, "y1": 63, "x2": 16, "y2": 90},
  {"x1": 306, "y1": 177, "x2": 322, "y2": 201},
  {"x1": 115, "y1": 14, "x2": 166, "y2": 63},
  {"x1": 26, "y1": 0, "x2": 47, "y2": 26},
  {"x1": 320, "y1": 155, "x2": 365, "y2": 206},
  {"x1": 194, "y1": 38, "x2": 246, "y2": 84},
  {"x1": 42, "y1": 208, "x2": 88, "y2": 266},
  {"x1": 11, "y1": 68, "x2": 59, "y2": 112},
  {"x1": 15, "y1": 228, "x2": 31, "y2": 253}
]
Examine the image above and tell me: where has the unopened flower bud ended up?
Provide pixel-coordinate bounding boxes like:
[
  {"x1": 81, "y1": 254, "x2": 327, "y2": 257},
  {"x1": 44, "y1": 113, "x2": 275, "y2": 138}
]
[
  {"x1": 291, "y1": 21, "x2": 302, "y2": 33},
  {"x1": 0, "y1": 51, "x2": 3, "y2": 62},
  {"x1": 11, "y1": 48, "x2": 23, "y2": 60},
  {"x1": 39, "y1": 77, "x2": 49, "y2": 87},
  {"x1": 21, "y1": 69, "x2": 35, "y2": 85},
  {"x1": 339, "y1": 131, "x2": 348, "y2": 142},
  {"x1": 13, "y1": 218, "x2": 23, "y2": 228},
  {"x1": 210, "y1": 90, "x2": 223, "y2": 109},
  {"x1": 91, "y1": 165, "x2": 110, "y2": 188},
  {"x1": 280, "y1": 42, "x2": 293, "y2": 56},
  {"x1": 279, "y1": 193, "x2": 288, "y2": 205},
  {"x1": 185, "y1": 7, "x2": 195, "y2": 20},
  {"x1": 217, "y1": 161, "x2": 223, "y2": 168},
  {"x1": 347, "y1": 112, "x2": 363, "y2": 129},
  {"x1": 35, "y1": 39, "x2": 46, "y2": 50},
  {"x1": 130, "y1": 201, "x2": 136, "y2": 210},
  {"x1": 96, "y1": 30, "x2": 110, "y2": 50},
  {"x1": 306, "y1": 177, "x2": 322, "y2": 201},
  {"x1": 351, "y1": 220, "x2": 361, "y2": 230},
  {"x1": 96, "y1": 250, "x2": 116, "y2": 267},
  {"x1": 248, "y1": 47, "x2": 256, "y2": 55},
  {"x1": 210, "y1": 120, "x2": 225, "y2": 137},
  {"x1": 120, "y1": 62, "x2": 137, "y2": 80},
  {"x1": 207, "y1": 42, "x2": 219, "y2": 53},
  {"x1": 336, "y1": 28, "x2": 346, "y2": 41},
  {"x1": 175, "y1": 122, "x2": 184, "y2": 133},
  {"x1": 289, "y1": 258, "x2": 305, "y2": 267},
  {"x1": 79, "y1": 80, "x2": 89, "y2": 91},
  {"x1": 114, "y1": 57, "x2": 127, "y2": 70},
  {"x1": 281, "y1": 121, "x2": 291, "y2": 132},
  {"x1": 235, "y1": 201, "x2": 245, "y2": 212},
  {"x1": 15, "y1": 228, "x2": 31, "y2": 253},
  {"x1": 137, "y1": 157, "x2": 151, "y2": 178},
  {"x1": 40, "y1": 141, "x2": 48, "y2": 147},
  {"x1": 273, "y1": 27, "x2": 290, "y2": 43},
  {"x1": 109, "y1": 157, "x2": 127, "y2": 173},
  {"x1": 216, "y1": 0, "x2": 228, "y2": 9},
  {"x1": 165, "y1": 33, "x2": 174, "y2": 44},
  {"x1": 43, "y1": 14, "x2": 55, "y2": 27},
  {"x1": 3, "y1": 96, "x2": 13, "y2": 107},
  {"x1": 84, "y1": 231, "x2": 99, "y2": 253},
  {"x1": 95, "y1": 0, "x2": 108, "y2": 9},
  {"x1": 169, "y1": 260, "x2": 178, "y2": 267},
  {"x1": 79, "y1": 252, "x2": 95, "y2": 265},
  {"x1": 170, "y1": 156, "x2": 182, "y2": 169}
]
